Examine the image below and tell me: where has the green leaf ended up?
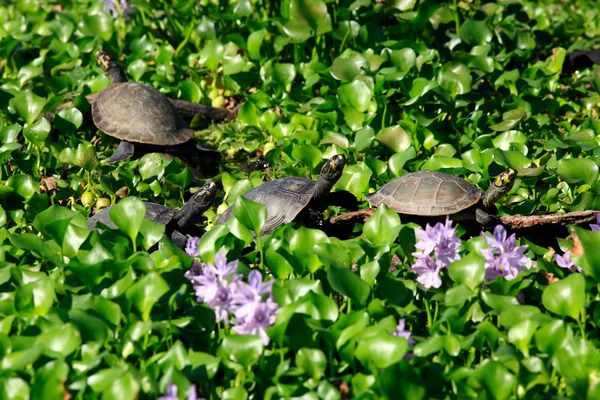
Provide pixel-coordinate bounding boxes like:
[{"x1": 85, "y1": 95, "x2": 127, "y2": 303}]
[
  {"x1": 232, "y1": 196, "x2": 267, "y2": 234},
  {"x1": 572, "y1": 227, "x2": 600, "y2": 281},
  {"x1": 220, "y1": 335, "x2": 264, "y2": 369},
  {"x1": 362, "y1": 204, "x2": 401, "y2": 246},
  {"x1": 36, "y1": 323, "x2": 81, "y2": 356},
  {"x1": 272, "y1": 63, "x2": 296, "y2": 88},
  {"x1": 14, "y1": 276, "x2": 55, "y2": 317},
  {"x1": 325, "y1": 263, "x2": 370, "y2": 306},
  {"x1": 23, "y1": 117, "x2": 51, "y2": 144},
  {"x1": 282, "y1": 0, "x2": 333, "y2": 42},
  {"x1": 542, "y1": 273, "x2": 586, "y2": 320},
  {"x1": 355, "y1": 333, "x2": 407, "y2": 372},
  {"x1": 79, "y1": 12, "x2": 114, "y2": 40},
  {"x1": 389, "y1": 48, "x2": 416, "y2": 72},
  {"x1": 437, "y1": 62, "x2": 472, "y2": 98},
  {"x1": 449, "y1": 253, "x2": 485, "y2": 290},
  {"x1": 338, "y1": 80, "x2": 373, "y2": 113},
  {"x1": 557, "y1": 158, "x2": 599, "y2": 186},
  {"x1": 459, "y1": 18, "x2": 492, "y2": 46},
  {"x1": 445, "y1": 284, "x2": 474, "y2": 307},
  {"x1": 7, "y1": 174, "x2": 39, "y2": 200},
  {"x1": 534, "y1": 319, "x2": 567, "y2": 356},
  {"x1": 296, "y1": 348, "x2": 327, "y2": 380},
  {"x1": 126, "y1": 272, "x2": 169, "y2": 321},
  {"x1": 9, "y1": 89, "x2": 46, "y2": 125},
  {"x1": 109, "y1": 198, "x2": 146, "y2": 246},
  {"x1": 375, "y1": 125, "x2": 412, "y2": 153},
  {"x1": 33, "y1": 206, "x2": 89, "y2": 258},
  {"x1": 473, "y1": 360, "x2": 516, "y2": 400},
  {"x1": 247, "y1": 29, "x2": 266, "y2": 60}
]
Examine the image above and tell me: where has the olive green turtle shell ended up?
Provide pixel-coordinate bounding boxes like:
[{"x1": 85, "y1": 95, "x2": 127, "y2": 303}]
[
  {"x1": 216, "y1": 177, "x2": 316, "y2": 235},
  {"x1": 366, "y1": 171, "x2": 482, "y2": 216},
  {"x1": 92, "y1": 82, "x2": 194, "y2": 145}
]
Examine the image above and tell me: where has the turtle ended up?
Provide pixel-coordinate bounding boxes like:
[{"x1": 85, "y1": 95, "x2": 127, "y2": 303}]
[
  {"x1": 216, "y1": 154, "x2": 349, "y2": 235},
  {"x1": 88, "y1": 180, "x2": 217, "y2": 248},
  {"x1": 366, "y1": 168, "x2": 517, "y2": 226},
  {"x1": 92, "y1": 50, "x2": 219, "y2": 163}
]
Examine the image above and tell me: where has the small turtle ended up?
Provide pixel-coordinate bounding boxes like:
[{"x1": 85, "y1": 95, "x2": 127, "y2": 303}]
[
  {"x1": 92, "y1": 50, "x2": 218, "y2": 163},
  {"x1": 367, "y1": 169, "x2": 517, "y2": 225},
  {"x1": 88, "y1": 180, "x2": 217, "y2": 248},
  {"x1": 216, "y1": 154, "x2": 348, "y2": 235}
]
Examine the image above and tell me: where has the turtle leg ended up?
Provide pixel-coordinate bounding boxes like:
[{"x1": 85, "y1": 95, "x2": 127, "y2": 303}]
[
  {"x1": 107, "y1": 141, "x2": 135, "y2": 163},
  {"x1": 475, "y1": 208, "x2": 499, "y2": 226}
]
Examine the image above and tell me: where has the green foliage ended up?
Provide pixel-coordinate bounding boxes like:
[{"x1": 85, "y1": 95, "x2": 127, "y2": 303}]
[{"x1": 1, "y1": 0, "x2": 600, "y2": 398}]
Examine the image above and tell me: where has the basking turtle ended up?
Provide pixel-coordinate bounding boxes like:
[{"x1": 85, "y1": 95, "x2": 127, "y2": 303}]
[
  {"x1": 367, "y1": 169, "x2": 517, "y2": 225},
  {"x1": 92, "y1": 50, "x2": 218, "y2": 163},
  {"x1": 216, "y1": 154, "x2": 348, "y2": 235},
  {"x1": 88, "y1": 180, "x2": 217, "y2": 248}
]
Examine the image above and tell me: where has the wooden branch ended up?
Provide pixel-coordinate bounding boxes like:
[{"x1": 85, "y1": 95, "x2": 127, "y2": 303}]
[{"x1": 331, "y1": 208, "x2": 600, "y2": 230}]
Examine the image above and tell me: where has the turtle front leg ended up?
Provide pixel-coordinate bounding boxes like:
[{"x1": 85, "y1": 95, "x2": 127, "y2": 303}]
[
  {"x1": 107, "y1": 141, "x2": 135, "y2": 163},
  {"x1": 475, "y1": 208, "x2": 499, "y2": 226}
]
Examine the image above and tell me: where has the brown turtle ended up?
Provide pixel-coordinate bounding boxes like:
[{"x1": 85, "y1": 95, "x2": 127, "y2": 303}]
[
  {"x1": 92, "y1": 50, "x2": 218, "y2": 163},
  {"x1": 366, "y1": 169, "x2": 517, "y2": 225},
  {"x1": 216, "y1": 154, "x2": 349, "y2": 235}
]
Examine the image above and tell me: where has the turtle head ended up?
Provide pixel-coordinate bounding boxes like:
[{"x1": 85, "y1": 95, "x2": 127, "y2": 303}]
[
  {"x1": 482, "y1": 168, "x2": 517, "y2": 208},
  {"x1": 174, "y1": 180, "x2": 218, "y2": 229},
  {"x1": 192, "y1": 180, "x2": 218, "y2": 207},
  {"x1": 320, "y1": 154, "x2": 347, "y2": 182},
  {"x1": 95, "y1": 50, "x2": 127, "y2": 84},
  {"x1": 312, "y1": 154, "x2": 347, "y2": 210}
]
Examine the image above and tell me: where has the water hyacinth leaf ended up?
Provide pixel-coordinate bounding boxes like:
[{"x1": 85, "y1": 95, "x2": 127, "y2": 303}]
[
  {"x1": 126, "y1": 272, "x2": 169, "y2": 321},
  {"x1": 325, "y1": 264, "x2": 370, "y2": 306},
  {"x1": 413, "y1": 335, "x2": 443, "y2": 357},
  {"x1": 557, "y1": 158, "x2": 599, "y2": 186},
  {"x1": 109, "y1": 198, "x2": 146, "y2": 246},
  {"x1": 139, "y1": 218, "x2": 165, "y2": 251},
  {"x1": 9, "y1": 89, "x2": 46, "y2": 125},
  {"x1": 390, "y1": 48, "x2": 416, "y2": 72},
  {"x1": 445, "y1": 284, "x2": 474, "y2": 307},
  {"x1": 7, "y1": 174, "x2": 39, "y2": 200},
  {"x1": 296, "y1": 348, "x2": 327, "y2": 380},
  {"x1": 9, "y1": 233, "x2": 44, "y2": 257},
  {"x1": 388, "y1": 146, "x2": 417, "y2": 176},
  {"x1": 282, "y1": 0, "x2": 332, "y2": 42},
  {"x1": 362, "y1": 204, "x2": 401, "y2": 246},
  {"x1": 80, "y1": 13, "x2": 114, "y2": 40},
  {"x1": 23, "y1": 117, "x2": 50, "y2": 144},
  {"x1": 375, "y1": 125, "x2": 412, "y2": 153},
  {"x1": 247, "y1": 29, "x2": 266, "y2": 60},
  {"x1": 338, "y1": 80, "x2": 373, "y2": 113},
  {"x1": 472, "y1": 360, "x2": 516, "y2": 400},
  {"x1": 459, "y1": 18, "x2": 492, "y2": 46},
  {"x1": 355, "y1": 333, "x2": 407, "y2": 372},
  {"x1": 534, "y1": 319, "x2": 568, "y2": 356},
  {"x1": 542, "y1": 273, "x2": 585, "y2": 320},
  {"x1": 403, "y1": 77, "x2": 438, "y2": 106},
  {"x1": 507, "y1": 319, "x2": 539, "y2": 357},
  {"x1": 68, "y1": 309, "x2": 109, "y2": 344},
  {"x1": 232, "y1": 196, "x2": 267, "y2": 234},
  {"x1": 340, "y1": 105, "x2": 364, "y2": 131},
  {"x1": 292, "y1": 142, "x2": 322, "y2": 168},
  {"x1": 437, "y1": 62, "x2": 472, "y2": 98},
  {"x1": 335, "y1": 163, "x2": 372, "y2": 198},
  {"x1": 331, "y1": 54, "x2": 369, "y2": 81},
  {"x1": 36, "y1": 324, "x2": 81, "y2": 356},
  {"x1": 33, "y1": 206, "x2": 88, "y2": 258},
  {"x1": 449, "y1": 253, "x2": 485, "y2": 290},
  {"x1": 272, "y1": 63, "x2": 296, "y2": 88},
  {"x1": 220, "y1": 335, "x2": 264, "y2": 369},
  {"x1": 14, "y1": 276, "x2": 55, "y2": 317},
  {"x1": 127, "y1": 59, "x2": 147, "y2": 82},
  {"x1": 222, "y1": 387, "x2": 248, "y2": 400},
  {"x1": 75, "y1": 142, "x2": 98, "y2": 171}
]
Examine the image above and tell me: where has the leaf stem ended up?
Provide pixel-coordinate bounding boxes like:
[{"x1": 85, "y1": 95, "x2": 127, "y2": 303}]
[{"x1": 424, "y1": 297, "x2": 432, "y2": 326}]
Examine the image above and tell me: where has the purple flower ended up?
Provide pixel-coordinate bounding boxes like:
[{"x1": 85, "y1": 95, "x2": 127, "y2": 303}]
[
  {"x1": 232, "y1": 298, "x2": 279, "y2": 345},
  {"x1": 412, "y1": 255, "x2": 443, "y2": 289},
  {"x1": 184, "y1": 252, "x2": 241, "y2": 321},
  {"x1": 159, "y1": 383, "x2": 202, "y2": 400},
  {"x1": 233, "y1": 270, "x2": 274, "y2": 321},
  {"x1": 482, "y1": 225, "x2": 530, "y2": 281},
  {"x1": 100, "y1": 0, "x2": 134, "y2": 19},
  {"x1": 590, "y1": 214, "x2": 600, "y2": 231},
  {"x1": 392, "y1": 319, "x2": 415, "y2": 346},
  {"x1": 554, "y1": 251, "x2": 584, "y2": 273},
  {"x1": 413, "y1": 217, "x2": 461, "y2": 268},
  {"x1": 186, "y1": 236, "x2": 201, "y2": 257}
]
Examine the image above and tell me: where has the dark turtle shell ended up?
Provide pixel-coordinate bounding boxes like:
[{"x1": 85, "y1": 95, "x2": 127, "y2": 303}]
[
  {"x1": 88, "y1": 203, "x2": 176, "y2": 230},
  {"x1": 92, "y1": 82, "x2": 194, "y2": 145},
  {"x1": 366, "y1": 171, "x2": 482, "y2": 216},
  {"x1": 216, "y1": 177, "x2": 316, "y2": 235}
]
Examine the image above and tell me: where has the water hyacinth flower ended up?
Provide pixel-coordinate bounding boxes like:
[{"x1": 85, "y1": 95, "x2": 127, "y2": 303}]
[
  {"x1": 159, "y1": 383, "x2": 202, "y2": 400},
  {"x1": 100, "y1": 0, "x2": 134, "y2": 19},
  {"x1": 186, "y1": 236, "x2": 201, "y2": 257},
  {"x1": 412, "y1": 255, "x2": 443, "y2": 289},
  {"x1": 482, "y1": 225, "x2": 529, "y2": 281},
  {"x1": 554, "y1": 250, "x2": 584, "y2": 273},
  {"x1": 411, "y1": 217, "x2": 461, "y2": 289},
  {"x1": 232, "y1": 298, "x2": 279, "y2": 346},
  {"x1": 590, "y1": 214, "x2": 600, "y2": 231},
  {"x1": 392, "y1": 319, "x2": 415, "y2": 346}
]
